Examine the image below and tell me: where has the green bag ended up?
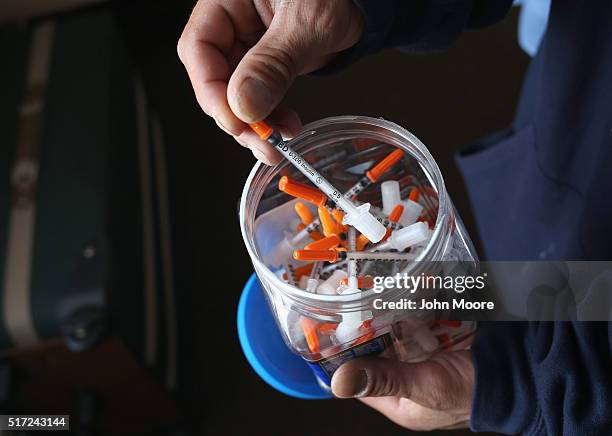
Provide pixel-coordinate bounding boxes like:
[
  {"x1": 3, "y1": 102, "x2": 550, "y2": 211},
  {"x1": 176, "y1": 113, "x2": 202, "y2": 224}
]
[{"x1": 0, "y1": 10, "x2": 178, "y2": 390}]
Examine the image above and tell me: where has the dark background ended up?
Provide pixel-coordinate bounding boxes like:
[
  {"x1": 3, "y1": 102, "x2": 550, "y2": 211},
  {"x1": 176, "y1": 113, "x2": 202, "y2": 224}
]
[
  {"x1": 6, "y1": 1, "x2": 529, "y2": 434},
  {"x1": 122, "y1": 3, "x2": 529, "y2": 435}
]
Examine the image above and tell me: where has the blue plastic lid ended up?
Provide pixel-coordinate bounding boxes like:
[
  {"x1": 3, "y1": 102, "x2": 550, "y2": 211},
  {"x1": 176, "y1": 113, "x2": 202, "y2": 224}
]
[{"x1": 237, "y1": 273, "x2": 333, "y2": 400}]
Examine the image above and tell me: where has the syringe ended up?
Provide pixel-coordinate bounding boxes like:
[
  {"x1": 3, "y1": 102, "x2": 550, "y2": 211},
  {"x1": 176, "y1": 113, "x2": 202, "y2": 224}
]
[
  {"x1": 344, "y1": 148, "x2": 404, "y2": 199},
  {"x1": 250, "y1": 121, "x2": 386, "y2": 243},
  {"x1": 279, "y1": 147, "x2": 407, "y2": 244}
]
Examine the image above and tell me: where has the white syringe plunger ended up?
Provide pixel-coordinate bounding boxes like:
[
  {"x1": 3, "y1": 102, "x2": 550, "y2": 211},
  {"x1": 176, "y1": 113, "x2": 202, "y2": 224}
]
[
  {"x1": 381, "y1": 180, "x2": 402, "y2": 216},
  {"x1": 399, "y1": 199, "x2": 424, "y2": 227},
  {"x1": 342, "y1": 203, "x2": 387, "y2": 243},
  {"x1": 376, "y1": 221, "x2": 430, "y2": 252}
]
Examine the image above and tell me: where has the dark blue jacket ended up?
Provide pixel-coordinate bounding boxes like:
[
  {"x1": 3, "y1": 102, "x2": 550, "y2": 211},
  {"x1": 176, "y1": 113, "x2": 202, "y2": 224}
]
[{"x1": 332, "y1": 1, "x2": 612, "y2": 434}]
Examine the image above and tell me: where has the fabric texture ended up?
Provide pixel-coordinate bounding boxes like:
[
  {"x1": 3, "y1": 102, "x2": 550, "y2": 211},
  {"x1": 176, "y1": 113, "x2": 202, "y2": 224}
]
[{"x1": 324, "y1": 1, "x2": 612, "y2": 434}]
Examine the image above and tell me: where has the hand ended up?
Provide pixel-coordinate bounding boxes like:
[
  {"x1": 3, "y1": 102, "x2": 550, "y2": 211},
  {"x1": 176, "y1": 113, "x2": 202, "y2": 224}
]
[
  {"x1": 177, "y1": 0, "x2": 363, "y2": 164},
  {"x1": 331, "y1": 350, "x2": 475, "y2": 431}
]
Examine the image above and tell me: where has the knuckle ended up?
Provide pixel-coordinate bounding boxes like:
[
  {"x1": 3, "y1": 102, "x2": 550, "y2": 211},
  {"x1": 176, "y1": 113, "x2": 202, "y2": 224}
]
[
  {"x1": 277, "y1": 1, "x2": 339, "y2": 50},
  {"x1": 306, "y1": 1, "x2": 345, "y2": 44},
  {"x1": 424, "y1": 375, "x2": 449, "y2": 410},
  {"x1": 176, "y1": 19, "x2": 197, "y2": 62},
  {"x1": 368, "y1": 368, "x2": 400, "y2": 397},
  {"x1": 428, "y1": 390, "x2": 446, "y2": 410},
  {"x1": 313, "y1": 6, "x2": 337, "y2": 37},
  {"x1": 176, "y1": 36, "x2": 189, "y2": 62},
  {"x1": 251, "y1": 43, "x2": 297, "y2": 85},
  {"x1": 194, "y1": 93, "x2": 211, "y2": 115}
]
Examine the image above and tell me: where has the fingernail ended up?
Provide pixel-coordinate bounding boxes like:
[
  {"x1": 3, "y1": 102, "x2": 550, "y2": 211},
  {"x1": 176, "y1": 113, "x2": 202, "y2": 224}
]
[
  {"x1": 251, "y1": 146, "x2": 272, "y2": 165},
  {"x1": 215, "y1": 118, "x2": 232, "y2": 135},
  {"x1": 234, "y1": 136, "x2": 248, "y2": 148},
  {"x1": 236, "y1": 77, "x2": 273, "y2": 122},
  {"x1": 331, "y1": 368, "x2": 368, "y2": 398}
]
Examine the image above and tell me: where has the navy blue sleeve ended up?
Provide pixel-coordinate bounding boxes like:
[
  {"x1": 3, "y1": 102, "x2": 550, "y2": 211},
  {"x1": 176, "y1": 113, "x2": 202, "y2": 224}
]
[
  {"x1": 471, "y1": 322, "x2": 612, "y2": 435},
  {"x1": 317, "y1": 0, "x2": 513, "y2": 74}
]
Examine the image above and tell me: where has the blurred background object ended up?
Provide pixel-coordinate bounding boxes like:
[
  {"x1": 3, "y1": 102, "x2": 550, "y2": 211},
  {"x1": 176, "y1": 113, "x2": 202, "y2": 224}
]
[
  {"x1": 0, "y1": 0, "x2": 528, "y2": 434},
  {"x1": 0, "y1": 0, "x2": 106, "y2": 24}
]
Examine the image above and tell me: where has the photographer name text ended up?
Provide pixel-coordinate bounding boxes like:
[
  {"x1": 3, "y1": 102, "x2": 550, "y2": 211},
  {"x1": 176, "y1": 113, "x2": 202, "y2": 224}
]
[{"x1": 373, "y1": 298, "x2": 495, "y2": 311}]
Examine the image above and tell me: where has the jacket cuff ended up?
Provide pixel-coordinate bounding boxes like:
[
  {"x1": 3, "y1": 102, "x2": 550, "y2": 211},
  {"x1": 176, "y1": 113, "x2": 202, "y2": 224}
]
[{"x1": 470, "y1": 322, "x2": 542, "y2": 434}]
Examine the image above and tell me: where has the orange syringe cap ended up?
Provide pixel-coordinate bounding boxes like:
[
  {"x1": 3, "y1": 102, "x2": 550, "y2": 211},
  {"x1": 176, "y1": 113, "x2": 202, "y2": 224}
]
[
  {"x1": 340, "y1": 275, "x2": 375, "y2": 289},
  {"x1": 304, "y1": 234, "x2": 340, "y2": 251},
  {"x1": 309, "y1": 230, "x2": 324, "y2": 241},
  {"x1": 249, "y1": 121, "x2": 273, "y2": 140},
  {"x1": 431, "y1": 320, "x2": 462, "y2": 328},
  {"x1": 317, "y1": 323, "x2": 338, "y2": 334},
  {"x1": 356, "y1": 234, "x2": 370, "y2": 251},
  {"x1": 331, "y1": 209, "x2": 348, "y2": 232},
  {"x1": 293, "y1": 249, "x2": 340, "y2": 263},
  {"x1": 300, "y1": 317, "x2": 320, "y2": 353},
  {"x1": 389, "y1": 204, "x2": 405, "y2": 222},
  {"x1": 295, "y1": 202, "x2": 315, "y2": 225},
  {"x1": 318, "y1": 206, "x2": 342, "y2": 236},
  {"x1": 279, "y1": 176, "x2": 327, "y2": 206},
  {"x1": 291, "y1": 263, "x2": 314, "y2": 280},
  {"x1": 409, "y1": 187, "x2": 421, "y2": 202},
  {"x1": 381, "y1": 204, "x2": 405, "y2": 242},
  {"x1": 366, "y1": 149, "x2": 405, "y2": 183}
]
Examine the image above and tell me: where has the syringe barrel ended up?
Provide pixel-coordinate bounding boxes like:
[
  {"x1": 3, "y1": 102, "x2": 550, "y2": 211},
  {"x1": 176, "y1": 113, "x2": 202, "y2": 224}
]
[{"x1": 268, "y1": 132, "x2": 357, "y2": 214}]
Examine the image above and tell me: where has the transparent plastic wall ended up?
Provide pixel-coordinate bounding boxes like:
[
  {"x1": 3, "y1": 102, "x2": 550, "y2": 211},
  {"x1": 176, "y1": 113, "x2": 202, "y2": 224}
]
[{"x1": 240, "y1": 116, "x2": 477, "y2": 390}]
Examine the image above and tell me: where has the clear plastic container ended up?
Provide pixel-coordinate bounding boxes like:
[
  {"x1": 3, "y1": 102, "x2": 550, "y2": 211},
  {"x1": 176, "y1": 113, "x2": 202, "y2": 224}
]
[{"x1": 239, "y1": 116, "x2": 477, "y2": 391}]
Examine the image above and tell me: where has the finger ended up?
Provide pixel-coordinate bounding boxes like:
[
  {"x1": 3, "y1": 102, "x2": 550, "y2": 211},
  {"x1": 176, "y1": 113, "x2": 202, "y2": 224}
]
[
  {"x1": 235, "y1": 129, "x2": 280, "y2": 165},
  {"x1": 358, "y1": 396, "x2": 401, "y2": 415},
  {"x1": 359, "y1": 397, "x2": 469, "y2": 431},
  {"x1": 227, "y1": 8, "x2": 330, "y2": 123},
  {"x1": 251, "y1": 145, "x2": 275, "y2": 164},
  {"x1": 446, "y1": 332, "x2": 474, "y2": 351},
  {"x1": 177, "y1": 0, "x2": 263, "y2": 135},
  {"x1": 332, "y1": 357, "x2": 416, "y2": 399},
  {"x1": 359, "y1": 397, "x2": 430, "y2": 428},
  {"x1": 267, "y1": 105, "x2": 302, "y2": 138},
  {"x1": 331, "y1": 352, "x2": 474, "y2": 411},
  {"x1": 234, "y1": 105, "x2": 302, "y2": 165}
]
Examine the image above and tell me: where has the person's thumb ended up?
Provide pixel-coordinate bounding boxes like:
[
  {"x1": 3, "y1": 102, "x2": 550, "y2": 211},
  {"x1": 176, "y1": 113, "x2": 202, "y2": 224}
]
[
  {"x1": 331, "y1": 354, "x2": 473, "y2": 410},
  {"x1": 227, "y1": 16, "x2": 327, "y2": 123}
]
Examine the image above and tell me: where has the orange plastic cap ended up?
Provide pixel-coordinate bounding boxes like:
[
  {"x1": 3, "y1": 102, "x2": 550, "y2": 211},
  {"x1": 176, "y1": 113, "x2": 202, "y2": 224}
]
[
  {"x1": 293, "y1": 249, "x2": 339, "y2": 263},
  {"x1": 356, "y1": 234, "x2": 370, "y2": 251},
  {"x1": 381, "y1": 228, "x2": 392, "y2": 242},
  {"x1": 331, "y1": 209, "x2": 348, "y2": 232},
  {"x1": 317, "y1": 323, "x2": 338, "y2": 334},
  {"x1": 389, "y1": 204, "x2": 405, "y2": 223},
  {"x1": 436, "y1": 333, "x2": 450, "y2": 346},
  {"x1": 279, "y1": 176, "x2": 327, "y2": 206},
  {"x1": 249, "y1": 121, "x2": 273, "y2": 140},
  {"x1": 295, "y1": 202, "x2": 315, "y2": 225},
  {"x1": 300, "y1": 317, "x2": 320, "y2": 353},
  {"x1": 431, "y1": 320, "x2": 462, "y2": 329},
  {"x1": 366, "y1": 149, "x2": 405, "y2": 182},
  {"x1": 409, "y1": 187, "x2": 421, "y2": 202},
  {"x1": 304, "y1": 234, "x2": 340, "y2": 251},
  {"x1": 308, "y1": 230, "x2": 324, "y2": 241},
  {"x1": 318, "y1": 206, "x2": 340, "y2": 236},
  {"x1": 340, "y1": 275, "x2": 375, "y2": 289},
  {"x1": 291, "y1": 263, "x2": 314, "y2": 280}
]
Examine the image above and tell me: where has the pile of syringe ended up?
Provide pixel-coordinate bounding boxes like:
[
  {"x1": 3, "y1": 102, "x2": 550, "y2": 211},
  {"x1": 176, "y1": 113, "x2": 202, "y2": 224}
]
[
  {"x1": 250, "y1": 121, "x2": 473, "y2": 360},
  {"x1": 265, "y1": 148, "x2": 436, "y2": 328}
]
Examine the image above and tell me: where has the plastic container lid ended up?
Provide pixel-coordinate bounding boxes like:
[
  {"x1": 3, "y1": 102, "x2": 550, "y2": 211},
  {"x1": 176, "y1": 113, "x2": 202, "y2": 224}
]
[{"x1": 237, "y1": 273, "x2": 333, "y2": 400}]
